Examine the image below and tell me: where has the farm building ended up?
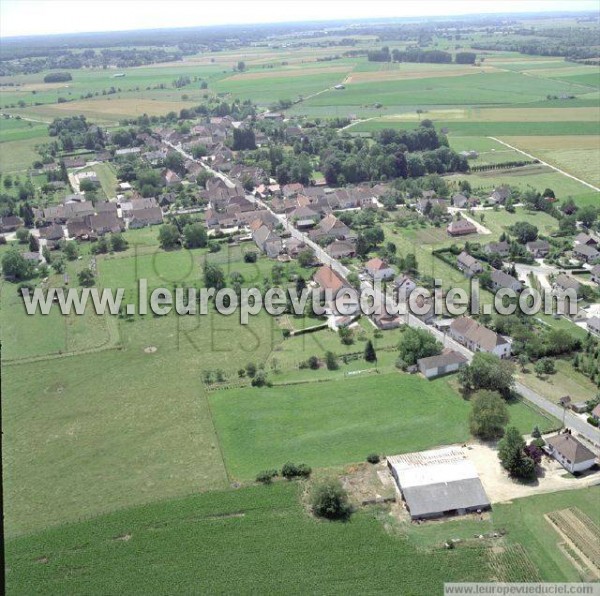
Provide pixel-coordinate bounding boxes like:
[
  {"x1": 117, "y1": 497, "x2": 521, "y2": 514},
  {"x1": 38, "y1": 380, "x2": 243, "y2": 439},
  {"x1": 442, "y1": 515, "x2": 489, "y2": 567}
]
[
  {"x1": 545, "y1": 433, "x2": 596, "y2": 474},
  {"x1": 387, "y1": 447, "x2": 490, "y2": 520},
  {"x1": 417, "y1": 350, "x2": 468, "y2": 379}
]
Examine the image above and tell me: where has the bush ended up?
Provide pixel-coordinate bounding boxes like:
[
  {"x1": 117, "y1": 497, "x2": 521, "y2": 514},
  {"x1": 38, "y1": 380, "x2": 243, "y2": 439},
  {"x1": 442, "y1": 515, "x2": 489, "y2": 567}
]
[
  {"x1": 310, "y1": 479, "x2": 352, "y2": 520},
  {"x1": 325, "y1": 351, "x2": 338, "y2": 370},
  {"x1": 251, "y1": 371, "x2": 270, "y2": 387},
  {"x1": 366, "y1": 453, "x2": 380, "y2": 464},
  {"x1": 308, "y1": 355, "x2": 320, "y2": 370},
  {"x1": 281, "y1": 462, "x2": 312, "y2": 480},
  {"x1": 243, "y1": 251, "x2": 258, "y2": 263},
  {"x1": 588, "y1": 416, "x2": 599, "y2": 427},
  {"x1": 256, "y1": 469, "x2": 278, "y2": 484}
]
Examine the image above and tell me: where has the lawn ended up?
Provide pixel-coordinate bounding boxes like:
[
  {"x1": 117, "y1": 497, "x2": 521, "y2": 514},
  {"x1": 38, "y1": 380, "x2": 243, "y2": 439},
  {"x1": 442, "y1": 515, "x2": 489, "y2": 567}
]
[
  {"x1": 5, "y1": 482, "x2": 491, "y2": 595},
  {"x1": 209, "y1": 372, "x2": 554, "y2": 481},
  {"x1": 516, "y1": 359, "x2": 598, "y2": 404}
]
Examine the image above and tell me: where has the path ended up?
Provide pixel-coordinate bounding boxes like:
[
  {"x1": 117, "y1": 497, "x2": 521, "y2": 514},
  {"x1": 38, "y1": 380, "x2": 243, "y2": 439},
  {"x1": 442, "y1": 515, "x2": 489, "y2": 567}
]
[{"x1": 488, "y1": 136, "x2": 600, "y2": 193}]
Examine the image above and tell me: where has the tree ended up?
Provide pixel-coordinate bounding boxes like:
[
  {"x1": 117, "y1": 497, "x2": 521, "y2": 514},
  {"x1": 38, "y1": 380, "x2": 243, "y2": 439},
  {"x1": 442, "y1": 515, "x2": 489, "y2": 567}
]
[
  {"x1": 2, "y1": 249, "x2": 34, "y2": 281},
  {"x1": 158, "y1": 224, "x2": 180, "y2": 250},
  {"x1": 310, "y1": 478, "x2": 352, "y2": 520},
  {"x1": 78, "y1": 268, "x2": 95, "y2": 287},
  {"x1": 110, "y1": 233, "x2": 128, "y2": 252},
  {"x1": 459, "y1": 352, "x2": 515, "y2": 397},
  {"x1": 511, "y1": 222, "x2": 538, "y2": 244},
  {"x1": 297, "y1": 248, "x2": 314, "y2": 267},
  {"x1": 62, "y1": 241, "x2": 78, "y2": 261},
  {"x1": 28, "y1": 234, "x2": 39, "y2": 252},
  {"x1": 325, "y1": 351, "x2": 338, "y2": 370},
  {"x1": 237, "y1": 60, "x2": 246, "y2": 72},
  {"x1": 15, "y1": 227, "x2": 29, "y2": 244},
  {"x1": 281, "y1": 462, "x2": 311, "y2": 480},
  {"x1": 469, "y1": 391, "x2": 509, "y2": 440},
  {"x1": 204, "y1": 263, "x2": 225, "y2": 291},
  {"x1": 397, "y1": 327, "x2": 442, "y2": 366},
  {"x1": 183, "y1": 223, "x2": 207, "y2": 248},
  {"x1": 245, "y1": 362, "x2": 257, "y2": 378},
  {"x1": 578, "y1": 205, "x2": 598, "y2": 228},
  {"x1": 364, "y1": 340, "x2": 377, "y2": 363},
  {"x1": 498, "y1": 426, "x2": 536, "y2": 480},
  {"x1": 534, "y1": 358, "x2": 555, "y2": 377},
  {"x1": 256, "y1": 469, "x2": 278, "y2": 484}
]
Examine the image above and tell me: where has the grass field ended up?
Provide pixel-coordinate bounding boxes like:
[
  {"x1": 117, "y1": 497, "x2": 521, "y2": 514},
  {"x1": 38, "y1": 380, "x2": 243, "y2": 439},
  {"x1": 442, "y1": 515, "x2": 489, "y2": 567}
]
[
  {"x1": 5, "y1": 482, "x2": 492, "y2": 594},
  {"x1": 209, "y1": 373, "x2": 555, "y2": 481}
]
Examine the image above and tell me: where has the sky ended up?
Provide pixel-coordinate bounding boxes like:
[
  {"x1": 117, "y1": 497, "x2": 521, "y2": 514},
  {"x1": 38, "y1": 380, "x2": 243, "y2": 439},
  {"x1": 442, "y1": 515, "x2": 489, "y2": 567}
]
[{"x1": 1, "y1": 0, "x2": 598, "y2": 38}]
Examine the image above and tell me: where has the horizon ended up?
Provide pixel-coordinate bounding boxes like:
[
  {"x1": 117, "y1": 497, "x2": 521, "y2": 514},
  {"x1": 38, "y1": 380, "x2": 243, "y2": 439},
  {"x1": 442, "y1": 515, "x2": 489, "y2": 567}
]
[{"x1": 1, "y1": 0, "x2": 598, "y2": 39}]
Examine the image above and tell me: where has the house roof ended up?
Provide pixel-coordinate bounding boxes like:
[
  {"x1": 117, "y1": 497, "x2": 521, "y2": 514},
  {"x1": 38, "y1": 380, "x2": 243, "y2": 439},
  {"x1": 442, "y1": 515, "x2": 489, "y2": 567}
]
[
  {"x1": 555, "y1": 273, "x2": 580, "y2": 291},
  {"x1": 485, "y1": 241, "x2": 509, "y2": 254},
  {"x1": 546, "y1": 433, "x2": 596, "y2": 464},
  {"x1": 417, "y1": 350, "x2": 468, "y2": 371},
  {"x1": 365, "y1": 257, "x2": 390, "y2": 271},
  {"x1": 574, "y1": 244, "x2": 599, "y2": 258},
  {"x1": 591, "y1": 264, "x2": 600, "y2": 277},
  {"x1": 314, "y1": 266, "x2": 347, "y2": 294},
  {"x1": 526, "y1": 240, "x2": 550, "y2": 251},
  {"x1": 326, "y1": 240, "x2": 355, "y2": 258},
  {"x1": 575, "y1": 233, "x2": 598, "y2": 246},
  {"x1": 450, "y1": 316, "x2": 509, "y2": 351},
  {"x1": 447, "y1": 219, "x2": 477, "y2": 234},
  {"x1": 457, "y1": 251, "x2": 482, "y2": 270},
  {"x1": 490, "y1": 268, "x2": 521, "y2": 289},
  {"x1": 592, "y1": 404, "x2": 600, "y2": 417}
]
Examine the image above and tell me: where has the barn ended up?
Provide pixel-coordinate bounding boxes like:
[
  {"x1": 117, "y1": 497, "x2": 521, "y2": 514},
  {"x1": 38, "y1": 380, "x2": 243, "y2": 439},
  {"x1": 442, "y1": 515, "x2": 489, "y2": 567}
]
[{"x1": 387, "y1": 447, "x2": 490, "y2": 520}]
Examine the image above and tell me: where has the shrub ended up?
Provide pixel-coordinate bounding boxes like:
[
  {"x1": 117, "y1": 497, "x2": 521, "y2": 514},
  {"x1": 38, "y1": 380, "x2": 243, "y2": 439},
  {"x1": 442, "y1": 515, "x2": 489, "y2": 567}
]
[
  {"x1": 251, "y1": 371, "x2": 270, "y2": 387},
  {"x1": 325, "y1": 351, "x2": 338, "y2": 370},
  {"x1": 308, "y1": 355, "x2": 320, "y2": 370},
  {"x1": 310, "y1": 479, "x2": 352, "y2": 520},
  {"x1": 243, "y1": 251, "x2": 258, "y2": 263},
  {"x1": 256, "y1": 469, "x2": 278, "y2": 484},
  {"x1": 366, "y1": 453, "x2": 380, "y2": 464},
  {"x1": 281, "y1": 462, "x2": 312, "y2": 480},
  {"x1": 588, "y1": 416, "x2": 599, "y2": 427}
]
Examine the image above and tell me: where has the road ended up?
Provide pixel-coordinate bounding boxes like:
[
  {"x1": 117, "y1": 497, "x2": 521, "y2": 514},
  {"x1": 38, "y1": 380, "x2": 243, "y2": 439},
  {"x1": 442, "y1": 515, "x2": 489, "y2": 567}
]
[
  {"x1": 488, "y1": 136, "x2": 600, "y2": 193},
  {"x1": 164, "y1": 137, "x2": 600, "y2": 447}
]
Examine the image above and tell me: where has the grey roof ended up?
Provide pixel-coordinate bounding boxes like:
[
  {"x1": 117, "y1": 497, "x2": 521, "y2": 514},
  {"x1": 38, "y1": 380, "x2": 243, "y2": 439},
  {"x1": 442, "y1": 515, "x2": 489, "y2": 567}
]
[
  {"x1": 546, "y1": 434, "x2": 596, "y2": 464},
  {"x1": 402, "y1": 478, "x2": 490, "y2": 517},
  {"x1": 418, "y1": 350, "x2": 468, "y2": 371},
  {"x1": 490, "y1": 268, "x2": 521, "y2": 289}
]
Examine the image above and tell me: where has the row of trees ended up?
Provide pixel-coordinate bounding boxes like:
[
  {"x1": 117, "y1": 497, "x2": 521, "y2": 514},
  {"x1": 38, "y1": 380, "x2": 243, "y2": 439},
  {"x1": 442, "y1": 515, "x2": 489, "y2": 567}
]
[{"x1": 367, "y1": 46, "x2": 476, "y2": 64}]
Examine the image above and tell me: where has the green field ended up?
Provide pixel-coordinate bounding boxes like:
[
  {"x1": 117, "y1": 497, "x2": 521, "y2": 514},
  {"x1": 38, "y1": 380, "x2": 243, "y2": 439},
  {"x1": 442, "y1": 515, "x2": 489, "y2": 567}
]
[
  {"x1": 5, "y1": 482, "x2": 492, "y2": 595},
  {"x1": 210, "y1": 373, "x2": 555, "y2": 481}
]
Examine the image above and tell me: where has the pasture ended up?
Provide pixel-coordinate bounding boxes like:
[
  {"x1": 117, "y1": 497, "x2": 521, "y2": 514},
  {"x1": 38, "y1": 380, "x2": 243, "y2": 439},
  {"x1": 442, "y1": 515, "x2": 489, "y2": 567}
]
[{"x1": 209, "y1": 373, "x2": 556, "y2": 481}]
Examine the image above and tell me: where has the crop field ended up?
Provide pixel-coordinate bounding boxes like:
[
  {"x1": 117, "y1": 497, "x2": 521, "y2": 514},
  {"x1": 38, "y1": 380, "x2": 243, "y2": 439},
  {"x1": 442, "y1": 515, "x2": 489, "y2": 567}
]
[
  {"x1": 499, "y1": 135, "x2": 600, "y2": 188},
  {"x1": 5, "y1": 482, "x2": 492, "y2": 594},
  {"x1": 492, "y1": 488, "x2": 600, "y2": 582},
  {"x1": 209, "y1": 373, "x2": 555, "y2": 481}
]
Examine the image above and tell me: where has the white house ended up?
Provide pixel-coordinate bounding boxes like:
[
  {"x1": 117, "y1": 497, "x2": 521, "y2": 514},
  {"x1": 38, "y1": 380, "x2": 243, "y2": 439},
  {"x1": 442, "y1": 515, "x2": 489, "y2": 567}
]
[
  {"x1": 449, "y1": 316, "x2": 511, "y2": 359},
  {"x1": 365, "y1": 257, "x2": 395, "y2": 281},
  {"x1": 545, "y1": 433, "x2": 596, "y2": 474}
]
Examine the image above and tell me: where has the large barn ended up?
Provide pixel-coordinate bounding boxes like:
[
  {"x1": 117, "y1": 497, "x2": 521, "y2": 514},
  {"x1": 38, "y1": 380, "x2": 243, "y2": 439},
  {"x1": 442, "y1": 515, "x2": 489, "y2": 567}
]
[{"x1": 387, "y1": 447, "x2": 490, "y2": 520}]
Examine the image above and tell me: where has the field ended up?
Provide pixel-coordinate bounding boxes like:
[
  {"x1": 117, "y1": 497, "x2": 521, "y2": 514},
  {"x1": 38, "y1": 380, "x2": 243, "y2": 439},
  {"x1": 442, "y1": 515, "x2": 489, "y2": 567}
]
[
  {"x1": 5, "y1": 482, "x2": 491, "y2": 595},
  {"x1": 209, "y1": 373, "x2": 555, "y2": 481}
]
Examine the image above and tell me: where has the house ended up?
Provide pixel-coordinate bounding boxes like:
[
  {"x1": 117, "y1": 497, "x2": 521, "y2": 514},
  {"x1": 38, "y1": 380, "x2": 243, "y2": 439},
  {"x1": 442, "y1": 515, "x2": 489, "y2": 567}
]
[
  {"x1": 23, "y1": 251, "x2": 42, "y2": 264},
  {"x1": 484, "y1": 241, "x2": 510, "y2": 258},
  {"x1": 591, "y1": 404, "x2": 600, "y2": 423},
  {"x1": 85, "y1": 213, "x2": 124, "y2": 235},
  {"x1": 591, "y1": 265, "x2": 600, "y2": 285},
  {"x1": 394, "y1": 275, "x2": 417, "y2": 299},
  {"x1": 449, "y1": 316, "x2": 511, "y2": 358},
  {"x1": 488, "y1": 185, "x2": 510, "y2": 205},
  {"x1": 526, "y1": 240, "x2": 550, "y2": 258},
  {"x1": 416, "y1": 197, "x2": 449, "y2": 215},
  {"x1": 38, "y1": 224, "x2": 65, "y2": 242},
  {"x1": 587, "y1": 316, "x2": 600, "y2": 336},
  {"x1": 554, "y1": 273, "x2": 580, "y2": 295},
  {"x1": 313, "y1": 265, "x2": 359, "y2": 315},
  {"x1": 573, "y1": 243, "x2": 599, "y2": 263},
  {"x1": 0, "y1": 215, "x2": 24, "y2": 233},
  {"x1": 326, "y1": 240, "x2": 356, "y2": 259},
  {"x1": 309, "y1": 213, "x2": 355, "y2": 243},
  {"x1": 451, "y1": 193, "x2": 478, "y2": 209},
  {"x1": 457, "y1": 251, "x2": 483, "y2": 277},
  {"x1": 129, "y1": 207, "x2": 164, "y2": 229},
  {"x1": 545, "y1": 433, "x2": 596, "y2": 474},
  {"x1": 252, "y1": 225, "x2": 283, "y2": 258},
  {"x1": 364, "y1": 257, "x2": 395, "y2": 281},
  {"x1": 162, "y1": 169, "x2": 181, "y2": 187},
  {"x1": 489, "y1": 269, "x2": 523, "y2": 293},
  {"x1": 67, "y1": 219, "x2": 94, "y2": 240},
  {"x1": 447, "y1": 219, "x2": 477, "y2": 237},
  {"x1": 371, "y1": 312, "x2": 402, "y2": 330},
  {"x1": 289, "y1": 206, "x2": 320, "y2": 228},
  {"x1": 417, "y1": 350, "x2": 468, "y2": 379},
  {"x1": 574, "y1": 233, "x2": 598, "y2": 247},
  {"x1": 282, "y1": 183, "x2": 304, "y2": 197}
]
